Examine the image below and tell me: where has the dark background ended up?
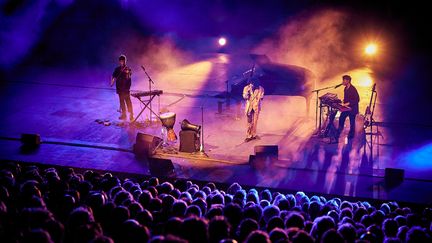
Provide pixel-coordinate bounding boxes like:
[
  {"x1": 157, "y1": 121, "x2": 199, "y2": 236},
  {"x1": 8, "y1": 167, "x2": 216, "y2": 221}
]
[{"x1": 1, "y1": 0, "x2": 431, "y2": 127}]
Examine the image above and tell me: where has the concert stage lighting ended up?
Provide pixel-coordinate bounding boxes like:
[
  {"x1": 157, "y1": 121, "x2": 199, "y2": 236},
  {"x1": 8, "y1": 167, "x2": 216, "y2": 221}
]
[
  {"x1": 365, "y1": 43, "x2": 378, "y2": 56},
  {"x1": 358, "y1": 75, "x2": 373, "y2": 87},
  {"x1": 218, "y1": 37, "x2": 227, "y2": 46}
]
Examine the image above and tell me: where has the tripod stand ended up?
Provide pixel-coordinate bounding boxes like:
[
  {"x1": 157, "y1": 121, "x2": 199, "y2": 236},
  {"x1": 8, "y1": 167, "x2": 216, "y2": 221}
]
[
  {"x1": 141, "y1": 65, "x2": 158, "y2": 124},
  {"x1": 193, "y1": 106, "x2": 209, "y2": 157}
]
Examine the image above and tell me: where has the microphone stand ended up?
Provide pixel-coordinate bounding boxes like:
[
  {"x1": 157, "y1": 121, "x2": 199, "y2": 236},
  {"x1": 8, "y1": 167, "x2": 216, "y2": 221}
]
[
  {"x1": 311, "y1": 84, "x2": 341, "y2": 135},
  {"x1": 193, "y1": 106, "x2": 209, "y2": 157},
  {"x1": 141, "y1": 65, "x2": 155, "y2": 124}
]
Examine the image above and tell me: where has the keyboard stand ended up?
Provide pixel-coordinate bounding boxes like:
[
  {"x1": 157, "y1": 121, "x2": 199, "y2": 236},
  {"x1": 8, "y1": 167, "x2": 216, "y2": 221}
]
[{"x1": 132, "y1": 94, "x2": 161, "y2": 124}]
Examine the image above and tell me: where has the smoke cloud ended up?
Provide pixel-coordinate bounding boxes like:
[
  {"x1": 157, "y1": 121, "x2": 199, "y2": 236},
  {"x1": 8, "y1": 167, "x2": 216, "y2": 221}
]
[
  {"x1": 121, "y1": 35, "x2": 192, "y2": 73},
  {"x1": 254, "y1": 8, "x2": 355, "y2": 83}
]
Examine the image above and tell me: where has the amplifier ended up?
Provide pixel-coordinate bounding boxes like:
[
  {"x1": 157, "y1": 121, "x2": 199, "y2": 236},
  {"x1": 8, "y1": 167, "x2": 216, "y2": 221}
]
[{"x1": 179, "y1": 130, "x2": 200, "y2": 153}]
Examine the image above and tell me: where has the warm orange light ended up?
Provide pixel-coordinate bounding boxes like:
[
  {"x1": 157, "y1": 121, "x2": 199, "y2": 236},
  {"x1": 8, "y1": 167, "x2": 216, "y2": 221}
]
[
  {"x1": 365, "y1": 43, "x2": 378, "y2": 56},
  {"x1": 359, "y1": 76, "x2": 373, "y2": 87},
  {"x1": 153, "y1": 61, "x2": 214, "y2": 93}
]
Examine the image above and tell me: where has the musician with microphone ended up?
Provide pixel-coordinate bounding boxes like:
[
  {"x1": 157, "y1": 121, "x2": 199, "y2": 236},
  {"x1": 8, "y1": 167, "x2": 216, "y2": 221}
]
[
  {"x1": 336, "y1": 75, "x2": 360, "y2": 140},
  {"x1": 243, "y1": 76, "x2": 265, "y2": 142},
  {"x1": 111, "y1": 55, "x2": 134, "y2": 121}
]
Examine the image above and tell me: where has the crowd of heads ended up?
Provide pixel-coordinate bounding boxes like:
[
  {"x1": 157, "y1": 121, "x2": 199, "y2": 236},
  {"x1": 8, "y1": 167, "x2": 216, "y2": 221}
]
[{"x1": 1, "y1": 161, "x2": 431, "y2": 243}]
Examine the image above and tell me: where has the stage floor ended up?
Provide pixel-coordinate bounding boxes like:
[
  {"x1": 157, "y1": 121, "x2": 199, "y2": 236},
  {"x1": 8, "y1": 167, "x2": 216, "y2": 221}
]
[{"x1": 1, "y1": 56, "x2": 432, "y2": 205}]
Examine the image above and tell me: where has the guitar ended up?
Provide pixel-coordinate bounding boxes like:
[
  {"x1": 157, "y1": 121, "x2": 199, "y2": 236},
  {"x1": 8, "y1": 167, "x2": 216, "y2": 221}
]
[{"x1": 364, "y1": 83, "x2": 376, "y2": 128}]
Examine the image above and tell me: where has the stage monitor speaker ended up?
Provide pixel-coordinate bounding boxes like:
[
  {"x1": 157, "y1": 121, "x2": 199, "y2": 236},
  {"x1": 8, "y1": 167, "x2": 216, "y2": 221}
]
[
  {"x1": 250, "y1": 145, "x2": 279, "y2": 170},
  {"x1": 133, "y1": 133, "x2": 162, "y2": 159},
  {"x1": 248, "y1": 154, "x2": 260, "y2": 170},
  {"x1": 21, "y1": 133, "x2": 41, "y2": 147},
  {"x1": 148, "y1": 158, "x2": 175, "y2": 177},
  {"x1": 179, "y1": 130, "x2": 200, "y2": 153},
  {"x1": 385, "y1": 168, "x2": 404, "y2": 186},
  {"x1": 254, "y1": 145, "x2": 278, "y2": 159}
]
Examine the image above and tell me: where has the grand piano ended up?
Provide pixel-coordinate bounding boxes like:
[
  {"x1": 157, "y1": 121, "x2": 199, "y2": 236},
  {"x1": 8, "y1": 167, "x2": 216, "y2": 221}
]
[{"x1": 229, "y1": 54, "x2": 315, "y2": 114}]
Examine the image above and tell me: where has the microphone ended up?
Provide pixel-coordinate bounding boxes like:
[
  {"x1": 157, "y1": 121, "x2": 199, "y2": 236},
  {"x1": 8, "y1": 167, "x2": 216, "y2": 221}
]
[
  {"x1": 141, "y1": 65, "x2": 145, "y2": 71},
  {"x1": 335, "y1": 83, "x2": 343, "y2": 88}
]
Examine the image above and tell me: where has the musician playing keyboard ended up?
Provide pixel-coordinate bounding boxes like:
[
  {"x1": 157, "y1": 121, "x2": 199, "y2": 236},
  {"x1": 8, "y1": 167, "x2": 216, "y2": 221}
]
[
  {"x1": 336, "y1": 75, "x2": 360, "y2": 140},
  {"x1": 111, "y1": 55, "x2": 134, "y2": 121}
]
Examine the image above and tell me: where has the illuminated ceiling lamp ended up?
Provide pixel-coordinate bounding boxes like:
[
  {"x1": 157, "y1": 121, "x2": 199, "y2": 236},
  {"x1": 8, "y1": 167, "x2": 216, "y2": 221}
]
[
  {"x1": 364, "y1": 43, "x2": 378, "y2": 56},
  {"x1": 218, "y1": 37, "x2": 227, "y2": 47}
]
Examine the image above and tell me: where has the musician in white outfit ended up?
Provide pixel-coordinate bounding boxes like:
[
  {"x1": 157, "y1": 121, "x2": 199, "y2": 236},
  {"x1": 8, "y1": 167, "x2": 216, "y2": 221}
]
[{"x1": 243, "y1": 77, "x2": 265, "y2": 142}]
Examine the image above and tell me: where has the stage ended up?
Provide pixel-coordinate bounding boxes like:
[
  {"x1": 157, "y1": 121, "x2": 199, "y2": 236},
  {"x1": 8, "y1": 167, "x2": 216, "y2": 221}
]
[{"x1": 1, "y1": 53, "x2": 432, "y2": 205}]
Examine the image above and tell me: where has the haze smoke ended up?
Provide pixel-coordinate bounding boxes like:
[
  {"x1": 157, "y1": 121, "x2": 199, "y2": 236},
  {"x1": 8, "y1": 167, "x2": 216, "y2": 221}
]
[
  {"x1": 254, "y1": 9, "x2": 354, "y2": 83},
  {"x1": 117, "y1": 36, "x2": 191, "y2": 72},
  {"x1": 108, "y1": 29, "x2": 192, "y2": 76}
]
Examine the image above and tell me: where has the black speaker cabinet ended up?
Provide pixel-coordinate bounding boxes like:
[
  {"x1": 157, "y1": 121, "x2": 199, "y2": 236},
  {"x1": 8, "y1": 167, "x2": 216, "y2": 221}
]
[
  {"x1": 179, "y1": 130, "x2": 200, "y2": 153},
  {"x1": 254, "y1": 145, "x2": 278, "y2": 159},
  {"x1": 249, "y1": 145, "x2": 279, "y2": 170},
  {"x1": 21, "y1": 134, "x2": 41, "y2": 147},
  {"x1": 385, "y1": 168, "x2": 404, "y2": 186},
  {"x1": 148, "y1": 158, "x2": 175, "y2": 177},
  {"x1": 133, "y1": 133, "x2": 162, "y2": 159},
  {"x1": 249, "y1": 154, "x2": 260, "y2": 170}
]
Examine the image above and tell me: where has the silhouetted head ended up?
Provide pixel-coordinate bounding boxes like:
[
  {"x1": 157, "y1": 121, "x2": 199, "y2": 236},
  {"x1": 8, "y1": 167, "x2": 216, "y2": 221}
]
[
  {"x1": 238, "y1": 218, "x2": 259, "y2": 242},
  {"x1": 208, "y1": 216, "x2": 230, "y2": 243},
  {"x1": 269, "y1": 228, "x2": 288, "y2": 243},
  {"x1": 321, "y1": 229, "x2": 344, "y2": 243},
  {"x1": 119, "y1": 55, "x2": 126, "y2": 66},
  {"x1": 180, "y1": 217, "x2": 209, "y2": 243},
  {"x1": 342, "y1": 75, "x2": 352, "y2": 86},
  {"x1": 285, "y1": 212, "x2": 305, "y2": 229},
  {"x1": 245, "y1": 230, "x2": 271, "y2": 243}
]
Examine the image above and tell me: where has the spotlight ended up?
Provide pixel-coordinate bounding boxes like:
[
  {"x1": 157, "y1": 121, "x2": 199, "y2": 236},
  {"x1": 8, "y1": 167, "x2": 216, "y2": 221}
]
[
  {"x1": 358, "y1": 75, "x2": 373, "y2": 87},
  {"x1": 218, "y1": 37, "x2": 227, "y2": 47},
  {"x1": 365, "y1": 43, "x2": 378, "y2": 56}
]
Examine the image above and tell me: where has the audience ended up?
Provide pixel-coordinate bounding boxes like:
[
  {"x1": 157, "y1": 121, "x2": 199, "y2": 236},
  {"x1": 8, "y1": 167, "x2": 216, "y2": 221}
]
[{"x1": 0, "y1": 161, "x2": 431, "y2": 243}]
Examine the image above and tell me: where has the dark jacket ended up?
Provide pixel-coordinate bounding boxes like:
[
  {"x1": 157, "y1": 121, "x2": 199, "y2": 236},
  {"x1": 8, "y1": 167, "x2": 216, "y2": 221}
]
[
  {"x1": 344, "y1": 84, "x2": 360, "y2": 114},
  {"x1": 112, "y1": 66, "x2": 132, "y2": 94}
]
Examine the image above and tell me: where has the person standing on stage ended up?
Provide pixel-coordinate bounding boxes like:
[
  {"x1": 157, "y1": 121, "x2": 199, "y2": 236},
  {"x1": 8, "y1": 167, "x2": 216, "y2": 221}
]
[
  {"x1": 243, "y1": 77, "x2": 265, "y2": 142},
  {"x1": 111, "y1": 55, "x2": 134, "y2": 121},
  {"x1": 336, "y1": 75, "x2": 360, "y2": 139}
]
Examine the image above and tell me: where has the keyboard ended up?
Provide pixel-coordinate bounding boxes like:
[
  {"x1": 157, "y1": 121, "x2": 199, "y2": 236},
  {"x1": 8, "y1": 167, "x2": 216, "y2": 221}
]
[
  {"x1": 319, "y1": 93, "x2": 351, "y2": 112},
  {"x1": 131, "y1": 90, "x2": 163, "y2": 98}
]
